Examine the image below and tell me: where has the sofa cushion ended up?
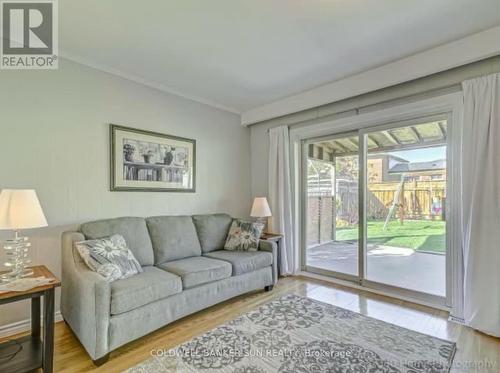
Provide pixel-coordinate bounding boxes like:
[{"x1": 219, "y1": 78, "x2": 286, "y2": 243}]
[
  {"x1": 192, "y1": 214, "x2": 233, "y2": 253},
  {"x1": 146, "y1": 216, "x2": 202, "y2": 264},
  {"x1": 204, "y1": 250, "x2": 273, "y2": 276},
  {"x1": 81, "y1": 217, "x2": 154, "y2": 266},
  {"x1": 158, "y1": 256, "x2": 232, "y2": 289},
  {"x1": 110, "y1": 266, "x2": 182, "y2": 315}
]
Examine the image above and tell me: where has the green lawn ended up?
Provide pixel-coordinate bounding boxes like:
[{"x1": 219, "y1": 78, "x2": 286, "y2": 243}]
[{"x1": 336, "y1": 220, "x2": 445, "y2": 253}]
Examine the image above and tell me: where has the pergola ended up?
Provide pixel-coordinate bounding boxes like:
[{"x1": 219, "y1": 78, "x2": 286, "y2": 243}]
[{"x1": 308, "y1": 120, "x2": 447, "y2": 161}]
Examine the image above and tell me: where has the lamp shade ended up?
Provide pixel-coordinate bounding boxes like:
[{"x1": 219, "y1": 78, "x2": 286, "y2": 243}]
[
  {"x1": 250, "y1": 197, "x2": 272, "y2": 218},
  {"x1": 0, "y1": 189, "x2": 48, "y2": 230}
]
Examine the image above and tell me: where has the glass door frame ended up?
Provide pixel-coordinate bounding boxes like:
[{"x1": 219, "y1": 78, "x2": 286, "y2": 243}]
[
  {"x1": 358, "y1": 113, "x2": 451, "y2": 307},
  {"x1": 300, "y1": 113, "x2": 453, "y2": 308},
  {"x1": 301, "y1": 131, "x2": 360, "y2": 283}
]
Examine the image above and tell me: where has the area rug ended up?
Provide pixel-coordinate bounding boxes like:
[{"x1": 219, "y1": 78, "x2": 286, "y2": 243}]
[{"x1": 126, "y1": 294, "x2": 456, "y2": 372}]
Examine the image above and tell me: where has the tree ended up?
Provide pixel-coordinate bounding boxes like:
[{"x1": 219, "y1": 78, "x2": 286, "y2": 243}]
[{"x1": 336, "y1": 156, "x2": 358, "y2": 181}]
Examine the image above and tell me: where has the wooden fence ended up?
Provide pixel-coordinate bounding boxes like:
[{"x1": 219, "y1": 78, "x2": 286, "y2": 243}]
[
  {"x1": 368, "y1": 180, "x2": 445, "y2": 220},
  {"x1": 307, "y1": 180, "x2": 446, "y2": 245},
  {"x1": 307, "y1": 196, "x2": 335, "y2": 245}
]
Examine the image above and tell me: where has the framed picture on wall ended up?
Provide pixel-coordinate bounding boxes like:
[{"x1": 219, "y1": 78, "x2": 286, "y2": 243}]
[{"x1": 110, "y1": 124, "x2": 196, "y2": 192}]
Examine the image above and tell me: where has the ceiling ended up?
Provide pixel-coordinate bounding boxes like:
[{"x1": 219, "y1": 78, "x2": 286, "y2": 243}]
[{"x1": 60, "y1": 1, "x2": 500, "y2": 114}]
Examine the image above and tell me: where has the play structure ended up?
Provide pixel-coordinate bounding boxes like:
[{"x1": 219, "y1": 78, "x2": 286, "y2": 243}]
[{"x1": 383, "y1": 174, "x2": 405, "y2": 230}]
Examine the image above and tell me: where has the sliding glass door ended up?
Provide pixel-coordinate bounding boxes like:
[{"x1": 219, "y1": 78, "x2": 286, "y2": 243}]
[
  {"x1": 362, "y1": 120, "x2": 447, "y2": 298},
  {"x1": 304, "y1": 133, "x2": 359, "y2": 280},
  {"x1": 303, "y1": 116, "x2": 449, "y2": 303}
]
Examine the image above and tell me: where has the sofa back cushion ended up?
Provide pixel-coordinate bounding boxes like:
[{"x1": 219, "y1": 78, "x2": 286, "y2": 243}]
[
  {"x1": 192, "y1": 213, "x2": 233, "y2": 253},
  {"x1": 80, "y1": 217, "x2": 154, "y2": 266},
  {"x1": 146, "y1": 216, "x2": 202, "y2": 264}
]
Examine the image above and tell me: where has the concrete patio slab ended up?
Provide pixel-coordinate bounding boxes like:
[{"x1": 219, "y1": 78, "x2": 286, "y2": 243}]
[{"x1": 306, "y1": 241, "x2": 445, "y2": 296}]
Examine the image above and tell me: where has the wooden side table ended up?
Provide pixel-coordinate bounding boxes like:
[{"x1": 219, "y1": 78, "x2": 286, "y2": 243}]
[
  {"x1": 261, "y1": 232, "x2": 283, "y2": 277},
  {"x1": 0, "y1": 265, "x2": 61, "y2": 373}
]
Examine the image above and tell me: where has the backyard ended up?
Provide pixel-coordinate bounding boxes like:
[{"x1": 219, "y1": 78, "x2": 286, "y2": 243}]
[{"x1": 336, "y1": 219, "x2": 445, "y2": 254}]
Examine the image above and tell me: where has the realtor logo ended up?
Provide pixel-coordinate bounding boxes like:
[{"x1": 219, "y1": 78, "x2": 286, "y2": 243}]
[{"x1": 1, "y1": 0, "x2": 58, "y2": 69}]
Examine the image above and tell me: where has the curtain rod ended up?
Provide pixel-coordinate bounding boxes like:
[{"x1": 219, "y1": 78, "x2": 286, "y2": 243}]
[
  {"x1": 262, "y1": 54, "x2": 500, "y2": 131},
  {"x1": 266, "y1": 83, "x2": 462, "y2": 133}
]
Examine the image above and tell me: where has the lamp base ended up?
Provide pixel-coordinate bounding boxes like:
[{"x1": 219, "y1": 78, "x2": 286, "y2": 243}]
[
  {"x1": 255, "y1": 217, "x2": 268, "y2": 236},
  {"x1": 2, "y1": 232, "x2": 33, "y2": 283},
  {"x1": 1, "y1": 268, "x2": 34, "y2": 281}
]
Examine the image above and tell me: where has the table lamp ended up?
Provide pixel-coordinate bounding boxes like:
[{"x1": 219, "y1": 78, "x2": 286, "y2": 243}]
[
  {"x1": 0, "y1": 189, "x2": 48, "y2": 281},
  {"x1": 250, "y1": 197, "x2": 272, "y2": 232}
]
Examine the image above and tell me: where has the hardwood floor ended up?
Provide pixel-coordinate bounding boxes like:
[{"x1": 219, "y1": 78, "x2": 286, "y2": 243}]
[{"x1": 5, "y1": 276, "x2": 500, "y2": 372}]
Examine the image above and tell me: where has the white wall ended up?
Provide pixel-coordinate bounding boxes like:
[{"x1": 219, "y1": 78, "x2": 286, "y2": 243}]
[
  {"x1": 250, "y1": 124, "x2": 271, "y2": 199},
  {"x1": 0, "y1": 59, "x2": 250, "y2": 327}
]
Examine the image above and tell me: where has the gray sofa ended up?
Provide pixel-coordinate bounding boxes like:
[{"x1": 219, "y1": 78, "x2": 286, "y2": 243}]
[{"x1": 61, "y1": 213, "x2": 277, "y2": 365}]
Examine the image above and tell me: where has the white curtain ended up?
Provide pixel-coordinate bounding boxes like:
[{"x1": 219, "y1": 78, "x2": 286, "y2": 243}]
[
  {"x1": 461, "y1": 74, "x2": 500, "y2": 337},
  {"x1": 268, "y1": 126, "x2": 296, "y2": 275}
]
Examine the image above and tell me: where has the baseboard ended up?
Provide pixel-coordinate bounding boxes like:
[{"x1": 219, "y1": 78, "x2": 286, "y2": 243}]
[
  {"x1": 448, "y1": 315, "x2": 466, "y2": 324},
  {"x1": 0, "y1": 311, "x2": 63, "y2": 338}
]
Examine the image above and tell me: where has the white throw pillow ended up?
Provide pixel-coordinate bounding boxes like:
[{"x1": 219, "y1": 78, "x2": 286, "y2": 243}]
[{"x1": 76, "y1": 234, "x2": 143, "y2": 282}]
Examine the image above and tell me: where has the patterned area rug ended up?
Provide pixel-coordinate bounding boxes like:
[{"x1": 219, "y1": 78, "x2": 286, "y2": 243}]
[{"x1": 126, "y1": 294, "x2": 456, "y2": 373}]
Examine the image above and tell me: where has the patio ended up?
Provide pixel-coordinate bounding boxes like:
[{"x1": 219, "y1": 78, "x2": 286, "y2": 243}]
[{"x1": 306, "y1": 241, "x2": 445, "y2": 296}]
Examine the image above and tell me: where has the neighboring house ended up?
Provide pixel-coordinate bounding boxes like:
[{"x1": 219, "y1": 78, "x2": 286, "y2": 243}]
[
  {"x1": 308, "y1": 153, "x2": 446, "y2": 192},
  {"x1": 389, "y1": 159, "x2": 446, "y2": 181},
  {"x1": 367, "y1": 154, "x2": 408, "y2": 183},
  {"x1": 368, "y1": 156, "x2": 446, "y2": 182}
]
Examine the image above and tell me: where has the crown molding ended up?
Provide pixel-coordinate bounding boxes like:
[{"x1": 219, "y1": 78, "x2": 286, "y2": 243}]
[{"x1": 59, "y1": 51, "x2": 242, "y2": 115}]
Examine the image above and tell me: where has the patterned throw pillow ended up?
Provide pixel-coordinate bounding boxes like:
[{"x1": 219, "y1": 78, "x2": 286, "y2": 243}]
[
  {"x1": 224, "y1": 220, "x2": 264, "y2": 252},
  {"x1": 76, "y1": 234, "x2": 143, "y2": 282}
]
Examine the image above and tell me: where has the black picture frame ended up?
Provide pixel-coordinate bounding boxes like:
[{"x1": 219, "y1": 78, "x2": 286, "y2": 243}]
[{"x1": 110, "y1": 124, "x2": 196, "y2": 192}]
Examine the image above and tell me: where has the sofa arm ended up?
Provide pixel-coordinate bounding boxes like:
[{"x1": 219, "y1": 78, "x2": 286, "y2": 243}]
[
  {"x1": 259, "y1": 240, "x2": 278, "y2": 285},
  {"x1": 61, "y1": 231, "x2": 111, "y2": 360}
]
